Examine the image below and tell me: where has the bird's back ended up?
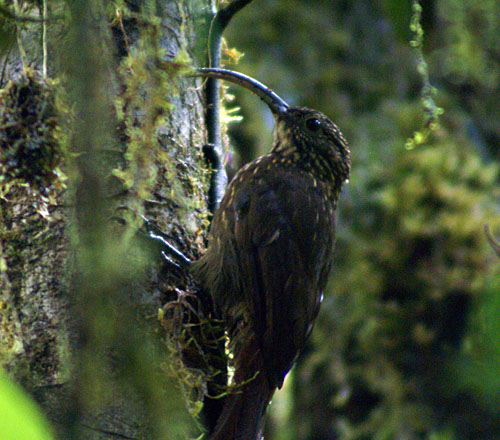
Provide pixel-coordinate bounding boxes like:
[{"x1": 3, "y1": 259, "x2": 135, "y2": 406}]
[{"x1": 195, "y1": 153, "x2": 337, "y2": 387}]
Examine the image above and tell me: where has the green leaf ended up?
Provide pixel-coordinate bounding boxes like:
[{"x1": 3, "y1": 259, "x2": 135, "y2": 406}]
[{"x1": 0, "y1": 369, "x2": 54, "y2": 440}]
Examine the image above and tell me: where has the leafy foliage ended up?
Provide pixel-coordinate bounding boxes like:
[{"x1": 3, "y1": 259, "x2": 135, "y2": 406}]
[
  {"x1": 225, "y1": 1, "x2": 500, "y2": 438},
  {"x1": 0, "y1": 368, "x2": 54, "y2": 440}
]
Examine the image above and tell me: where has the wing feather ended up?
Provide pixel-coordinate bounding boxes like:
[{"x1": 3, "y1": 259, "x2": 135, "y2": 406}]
[{"x1": 232, "y1": 168, "x2": 334, "y2": 388}]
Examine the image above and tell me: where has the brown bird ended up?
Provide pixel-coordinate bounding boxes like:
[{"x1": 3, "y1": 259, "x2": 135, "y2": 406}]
[{"x1": 192, "y1": 68, "x2": 351, "y2": 440}]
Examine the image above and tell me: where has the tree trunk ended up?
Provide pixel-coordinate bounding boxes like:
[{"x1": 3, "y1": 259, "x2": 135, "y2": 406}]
[{"x1": 0, "y1": 0, "x2": 212, "y2": 438}]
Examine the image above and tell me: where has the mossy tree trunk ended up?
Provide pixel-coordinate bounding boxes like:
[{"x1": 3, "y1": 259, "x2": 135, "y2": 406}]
[{"x1": 0, "y1": 1, "x2": 214, "y2": 438}]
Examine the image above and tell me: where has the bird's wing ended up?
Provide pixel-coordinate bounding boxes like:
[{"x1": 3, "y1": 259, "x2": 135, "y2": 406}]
[{"x1": 232, "y1": 170, "x2": 333, "y2": 388}]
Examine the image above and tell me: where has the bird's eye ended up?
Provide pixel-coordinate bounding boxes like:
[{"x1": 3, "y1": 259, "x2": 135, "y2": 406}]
[{"x1": 306, "y1": 117, "x2": 321, "y2": 132}]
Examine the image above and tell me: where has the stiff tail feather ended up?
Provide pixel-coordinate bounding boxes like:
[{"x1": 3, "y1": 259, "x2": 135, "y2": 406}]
[{"x1": 210, "y1": 335, "x2": 275, "y2": 440}]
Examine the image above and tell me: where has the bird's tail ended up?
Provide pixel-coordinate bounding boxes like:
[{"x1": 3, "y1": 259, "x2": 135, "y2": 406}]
[{"x1": 210, "y1": 335, "x2": 275, "y2": 440}]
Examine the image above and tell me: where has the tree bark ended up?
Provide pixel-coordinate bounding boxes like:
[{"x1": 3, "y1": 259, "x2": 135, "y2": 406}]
[{"x1": 1, "y1": 0, "x2": 212, "y2": 438}]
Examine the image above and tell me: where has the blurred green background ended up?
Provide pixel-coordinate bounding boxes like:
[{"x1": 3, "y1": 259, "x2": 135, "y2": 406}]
[{"x1": 223, "y1": 1, "x2": 500, "y2": 439}]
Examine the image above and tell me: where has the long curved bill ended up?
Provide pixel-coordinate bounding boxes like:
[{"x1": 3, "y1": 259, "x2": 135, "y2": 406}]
[{"x1": 195, "y1": 68, "x2": 289, "y2": 115}]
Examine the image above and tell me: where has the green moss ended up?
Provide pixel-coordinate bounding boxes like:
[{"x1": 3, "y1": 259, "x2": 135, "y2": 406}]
[
  {"x1": 406, "y1": 0, "x2": 444, "y2": 151},
  {"x1": 111, "y1": 0, "x2": 210, "y2": 246},
  {"x1": 0, "y1": 68, "x2": 66, "y2": 203},
  {"x1": 104, "y1": 2, "x2": 214, "y2": 431}
]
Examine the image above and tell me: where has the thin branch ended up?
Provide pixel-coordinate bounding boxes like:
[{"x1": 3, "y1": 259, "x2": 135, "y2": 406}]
[
  {"x1": 0, "y1": 44, "x2": 13, "y2": 88},
  {"x1": 116, "y1": 8, "x2": 131, "y2": 55},
  {"x1": 208, "y1": 0, "x2": 254, "y2": 69},
  {"x1": 485, "y1": 224, "x2": 500, "y2": 258},
  {"x1": 13, "y1": 0, "x2": 28, "y2": 68},
  {"x1": 215, "y1": 0, "x2": 254, "y2": 33},
  {"x1": 42, "y1": 0, "x2": 48, "y2": 77},
  {"x1": 203, "y1": 0, "x2": 254, "y2": 214}
]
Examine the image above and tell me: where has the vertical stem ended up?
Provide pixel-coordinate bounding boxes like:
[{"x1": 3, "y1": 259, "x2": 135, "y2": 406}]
[
  {"x1": 42, "y1": 0, "x2": 48, "y2": 77},
  {"x1": 13, "y1": 0, "x2": 28, "y2": 68},
  {"x1": 204, "y1": 0, "x2": 253, "y2": 215},
  {"x1": 0, "y1": 46, "x2": 12, "y2": 88},
  {"x1": 204, "y1": 6, "x2": 224, "y2": 215}
]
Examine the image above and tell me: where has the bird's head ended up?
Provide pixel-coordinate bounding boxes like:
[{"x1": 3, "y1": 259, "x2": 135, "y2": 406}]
[
  {"x1": 273, "y1": 106, "x2": 350, "y2": 184},
  {"x1": 195, "y1": 68, "x2": 350, "y2": 186}
]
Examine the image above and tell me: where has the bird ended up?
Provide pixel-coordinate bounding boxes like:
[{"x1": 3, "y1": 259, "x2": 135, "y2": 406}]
[{"x1": 191, "y1": 68, "x2": 351, "y2": 440}]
